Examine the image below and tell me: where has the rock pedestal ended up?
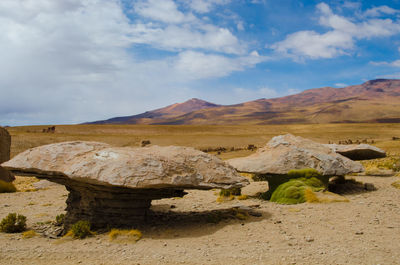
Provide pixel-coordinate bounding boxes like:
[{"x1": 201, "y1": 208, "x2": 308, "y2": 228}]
[{"x1": 3, "y1": 141, "x2": 248, "y2": 230}]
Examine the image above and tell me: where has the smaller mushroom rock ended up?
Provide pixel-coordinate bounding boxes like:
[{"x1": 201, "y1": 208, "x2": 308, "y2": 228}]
[
  {"x1": 324, "y1": 144, "x2": 386, "y2": 160},
  {"x1": 227, "y1": 134, "x2": 364, "y2": 194},
  {"x1": 2, "y1": 141, "x2": 248, "y2": 229}
]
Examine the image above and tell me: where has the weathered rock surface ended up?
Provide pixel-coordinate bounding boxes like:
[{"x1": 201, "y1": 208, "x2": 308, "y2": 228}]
[
  {"x1": 2, "y1": 141, "x2": 248, "y2": 229},
  {"x1": 325, "y1": 144, "x2": 386, "y2": 160},
  {"x1": 227, "y1": 134, "x2": 364, "y2": 176},
  {"x1": 0, "y1": 127, "x2": 13, "y2": 182},
  {"x1": 0, "y1": 127, "x2": 10, "y2": 163}
]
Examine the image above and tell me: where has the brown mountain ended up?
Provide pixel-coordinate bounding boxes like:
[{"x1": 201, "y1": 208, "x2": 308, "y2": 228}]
[
  {"x1": 89, "y1": 79, "x2": 400, "y2": 125},
  {"x1": 89, "y1": 98, "x2": 220, "y2": 124}
]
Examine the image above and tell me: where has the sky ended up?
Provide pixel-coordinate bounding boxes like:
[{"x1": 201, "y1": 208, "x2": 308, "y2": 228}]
[{"x1": 2, "y1": 0, "x2": 400, "y2": 126}]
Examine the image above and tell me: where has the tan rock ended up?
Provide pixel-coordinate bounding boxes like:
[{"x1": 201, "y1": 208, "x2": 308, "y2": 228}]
[
  {"x1": 325, "y1": 144, "x2": 386, "y2": 160},
  {"x1": 3, "y1": 141, "x2": 248, "y2": 229},
  {"x1": 0, "y1": 166, "x2": 15, "y2": 183},
  {"x1": 227, "y1": 134, "x2": 364, "y2": 176}
]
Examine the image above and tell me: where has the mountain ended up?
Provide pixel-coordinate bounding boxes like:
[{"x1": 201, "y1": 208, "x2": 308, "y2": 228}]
[
  {"x1": 88, "y1": 79, "x2": 400, "y2": 125},
  {"x1": 89, "y1": 98, "x2": 220, "y2": 124}
]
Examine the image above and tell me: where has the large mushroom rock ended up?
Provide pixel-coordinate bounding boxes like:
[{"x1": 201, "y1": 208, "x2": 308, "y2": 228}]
[
  {"x1": 0, "y1": 127, "x2": 13, "y2": 183},
  {"x1": 227, "y1": 134, "x2": 364, "y2": 194},
  {"x1": 2, "y1": 141, "x2": 248, "y2": 229},
  {"x1": 324, "y1": 144, "x2": 386, "y2": 160}
]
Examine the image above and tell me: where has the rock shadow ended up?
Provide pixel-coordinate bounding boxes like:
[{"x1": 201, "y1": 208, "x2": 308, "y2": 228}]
[
  {"x1": 328, "y1": 176, "x2": 376, "y2": 195},
  {"x1": 135, "y1": 206, "x2": 270, "y2": 239}
]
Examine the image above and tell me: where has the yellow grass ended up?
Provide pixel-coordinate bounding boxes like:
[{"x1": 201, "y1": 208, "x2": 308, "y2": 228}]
[
  {"x1": 108, "y1": 229, "x2": 142, "y2": 243},
  {"x1": 8, "y1": 123, "x2": 400, "y2": 159},
  {"x1": 0, "y1": 180, "x2": 17, "y2": 193},
  {"x1": 22, "y1": 230, "x2": 38, "y2": 239},
  {"x1": 392, "y1": 181, "x2": 400, "y2": 189}
]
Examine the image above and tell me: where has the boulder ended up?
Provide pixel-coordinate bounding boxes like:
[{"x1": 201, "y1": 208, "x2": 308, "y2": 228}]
[
  {"x1": 227, "y1": 134, "x2": 364, "y2": 194},
  {"x1": 2, "y1": 141, "x2": 248, "y2": 229},
  {"x1": 325, "y1": 144, "x2": 386, "y2": 160},
  {"x1": 0, "y1": 127, "x2": 13, "y2": 183},
  {"x1": 0, "y1": 127, "x2": 10, "y2": 163}
]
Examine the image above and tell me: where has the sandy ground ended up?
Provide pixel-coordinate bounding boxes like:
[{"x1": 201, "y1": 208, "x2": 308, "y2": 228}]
[{"x1": 1, "y1": 175, "x2": 399, "y2": 265}]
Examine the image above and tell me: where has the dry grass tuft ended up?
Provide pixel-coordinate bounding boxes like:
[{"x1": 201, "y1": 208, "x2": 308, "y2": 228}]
[
  {"x1": 12, "y1": 176, "x2": 39, "y2": 192},
  {"x1": 216, "y1": 195, "x2": 234, "y2": 203},
  {"x1": 305, "y1": 190, "x2": 349, "y2": 203},
  {"x1": 22, "y1": 230, "x2": 38, "y2": 239},
  {"x1": 237, "y1": 194, "x2": 248, "y2": 200},
  {"x1": 109, "y1": 229, "x2": 142, "y2": 243},
  {"x1": 392, "y1": 181, "x2": 400, "y2": 189}
]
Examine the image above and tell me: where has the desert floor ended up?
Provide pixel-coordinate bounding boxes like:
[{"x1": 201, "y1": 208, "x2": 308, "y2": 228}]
[{"x1": 1, "y1": 124, "x2": 400, "y2": 264}]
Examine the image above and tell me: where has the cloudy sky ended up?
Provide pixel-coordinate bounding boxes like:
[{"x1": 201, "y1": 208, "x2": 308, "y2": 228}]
[{"x1": 2, "y1": 0, "x2": 400, "y2": 125}]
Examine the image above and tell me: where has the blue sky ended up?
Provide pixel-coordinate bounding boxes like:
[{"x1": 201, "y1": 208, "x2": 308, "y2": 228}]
[{"x1": 1, "y1": 0, "x2": 400, "y2": 125}]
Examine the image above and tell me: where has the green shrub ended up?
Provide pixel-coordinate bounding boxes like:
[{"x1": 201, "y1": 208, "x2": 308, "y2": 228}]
[
  {"x1": 0, "y1": 213, "x2": 27, "y2": 233},
  {"x1": 66, "y1": 220, "x2": 93, "y2": 239},
  {"x1": 55, "y1": 214, "x2": 65, "y2": 226},
  {"x1": 270, "y1": 177, "x2": 324, "y2": 205},
  {"x1": 0, "y1": 180, "x2": 17, "y2": 193}
]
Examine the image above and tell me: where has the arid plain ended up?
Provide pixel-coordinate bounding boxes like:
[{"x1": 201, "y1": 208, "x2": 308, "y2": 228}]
[{"x1": 1, "y1": 124, "x2": 400, "y2": 264}]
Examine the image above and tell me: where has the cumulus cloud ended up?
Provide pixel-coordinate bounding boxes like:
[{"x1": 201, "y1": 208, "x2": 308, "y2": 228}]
[
  {"x1": 271, "y1": 2, "x2": 400, "y2": 60},
  {"x1": 187, "y1": 0, "x2": 231, "y2": 13},
  {"x1": 0, "y1": 0, "x2": 265, "y2": 125}
]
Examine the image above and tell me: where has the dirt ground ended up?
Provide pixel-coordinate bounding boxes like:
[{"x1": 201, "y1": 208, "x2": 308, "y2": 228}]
[{"x1": 1, "y1": 175, "x2": 399, "y2": 265}]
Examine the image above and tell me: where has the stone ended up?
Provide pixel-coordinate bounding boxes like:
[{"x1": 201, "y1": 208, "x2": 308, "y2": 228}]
[
  {"x1": 228, "y1": 134, "x2": 364, "y2": 176},
  {"x1": 0, "y1": 127, "x2": 13, "y2": 183},
  {"x1": 33, "y1": 180, "x2": 58, "y2": 190},
  {"x1": 325, "y1": 144, "x2": 386, "y2": 160},
  {"x1": 0, "y1": 127, "x2": 11, "y2": 163},
  {"x1": 2, "y1": 141, "x2": 248, "y2": 229},
  {"x1": 227, "y1": 134, "x2": 364, "y2": 195}
]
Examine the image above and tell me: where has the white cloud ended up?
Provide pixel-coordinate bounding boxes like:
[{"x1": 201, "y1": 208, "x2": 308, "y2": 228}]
[
  {"x1": 370, "y1": 59, "x2": 400, "y2": 67},
  {"x1": 271, "y1": 2, "x2": 400, "y2": 60},
  {"x1": 364, "y1": 6, "x2": 399, "y2": 17},
  {"x1": 187, "y1": 0, "x2": 231, "y2": 13},
  {"x1": 173, "y1": 51, "x2": 267, "y2": 80},
  {"x1": 130, "y1": 23, "x2": 245, "y2": 54},
  {"x1": 0, "y1": 0, "x2": 263, "y2": 125},
  {"x1": 335, "y1": 83, "x2": 348, "y2": 87},
  {"x1": 134, "y1": 0, "x2": 195, "y2": 23}
]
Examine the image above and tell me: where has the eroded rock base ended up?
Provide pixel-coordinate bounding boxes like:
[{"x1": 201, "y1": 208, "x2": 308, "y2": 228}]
[{"x1": 63, "y1": 183, "x2": 186, "y2": 230}]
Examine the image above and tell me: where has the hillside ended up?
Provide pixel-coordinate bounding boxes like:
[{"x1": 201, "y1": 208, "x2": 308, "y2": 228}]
[{"x1": 88, "y1": 79, "x2": 400, "y2": 125}]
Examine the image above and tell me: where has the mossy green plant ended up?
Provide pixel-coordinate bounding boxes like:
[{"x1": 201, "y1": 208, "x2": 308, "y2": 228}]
[
  {"x1": 0, "y1": 180, "x2": 17, "y2": 193},
  {"x1": 270, "y1": 177, "x2": 325, "y2": 204},
  {"x1": 0, "y1": 213, "x2": 27, "y2": 233}
]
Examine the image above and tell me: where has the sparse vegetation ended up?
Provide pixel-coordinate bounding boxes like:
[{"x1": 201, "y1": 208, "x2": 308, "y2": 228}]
[
  {"x1": 55, "y1": 214, "x2": 65, "y2": 226},
  {"x1": 0, "y1": 180, "x2": 17, "y2": 193},
  {"x1": 0, "y1": 213, "x2": 27, "y2": 233},
  {"x1": 392, "y1": 181, "x2": 400, "y2": 189},
  {"x1": 362, "y1": 156, "x2": 400, "y2": 173},
  {"x1": 22, "y1": 230, "x2": 38, "y2": 238},
  {"x1": 65, "y1": 220, "x2": 94, "y2": 239},
  {"x1": 108, "y1": 229, "x2": 142, "y2": 243},
  {"x1": 270, "y1": 177, "x2": 325, "y2": 204}
]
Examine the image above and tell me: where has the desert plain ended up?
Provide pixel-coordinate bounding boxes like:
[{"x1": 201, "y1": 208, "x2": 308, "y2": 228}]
[{"x1": 1, "y1": 123, "x2": 400, "y2": 265}]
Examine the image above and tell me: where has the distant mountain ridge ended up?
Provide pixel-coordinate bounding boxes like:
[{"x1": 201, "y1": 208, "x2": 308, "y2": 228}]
[{"x1": 87, "y1": 79, "x2": 400, "y2": 125}]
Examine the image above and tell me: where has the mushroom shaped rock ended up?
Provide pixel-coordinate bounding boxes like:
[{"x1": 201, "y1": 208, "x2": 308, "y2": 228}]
[
  {"x1": 2, "y1": 141, "x2": 248, "y2": 229},
  {"x1": 324, "y1": 144, "x2": 386, "y2": 160},
  {"x1": 227, "y1": 134, "x2": 364, "y2": 194}
]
